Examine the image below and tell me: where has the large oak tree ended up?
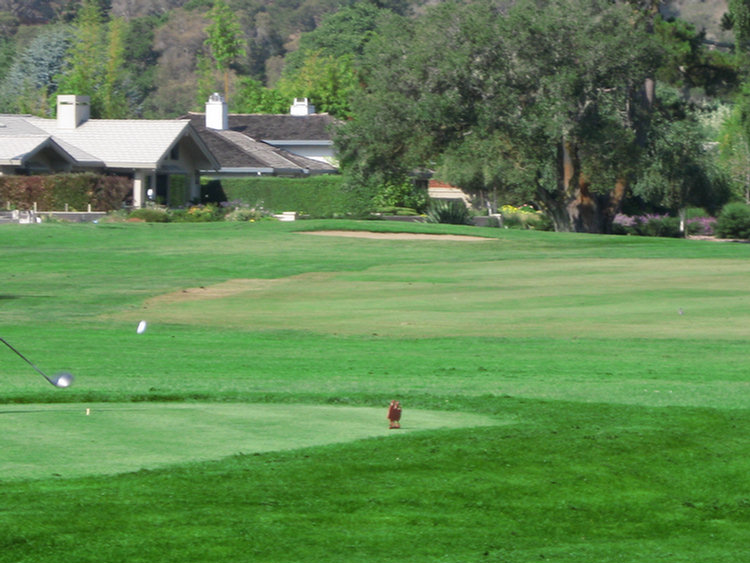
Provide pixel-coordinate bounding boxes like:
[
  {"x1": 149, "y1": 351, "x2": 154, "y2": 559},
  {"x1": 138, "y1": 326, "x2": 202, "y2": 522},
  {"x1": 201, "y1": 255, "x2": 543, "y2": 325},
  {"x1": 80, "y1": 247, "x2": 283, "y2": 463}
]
[{"x1": 337, "y1": 0, "x2": 661, "y2": 232}]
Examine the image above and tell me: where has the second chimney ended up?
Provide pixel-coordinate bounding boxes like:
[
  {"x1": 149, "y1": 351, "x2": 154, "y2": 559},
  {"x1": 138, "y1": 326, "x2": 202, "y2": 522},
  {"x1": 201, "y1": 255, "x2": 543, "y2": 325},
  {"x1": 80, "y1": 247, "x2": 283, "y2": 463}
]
[
  {"x1": 206, "y1": 92, "x2": 228, "y2": 130},
  {"x1": 290, "y1": 98, "x2": 315, "y2": 116}
]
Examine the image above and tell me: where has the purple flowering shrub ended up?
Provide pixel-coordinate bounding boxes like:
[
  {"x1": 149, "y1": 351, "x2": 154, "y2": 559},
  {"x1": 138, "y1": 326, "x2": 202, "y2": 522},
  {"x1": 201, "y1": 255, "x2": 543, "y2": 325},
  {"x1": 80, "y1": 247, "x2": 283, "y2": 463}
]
[
  {"x1": 613, "y1": 213, "x2": 716, "y2": 237},
  {"x1": 613, "y1": 213, "x2": 637, "y2": 229},
  {"x1": 686, "y1": 216, "x2": 716, "y2": 236}
]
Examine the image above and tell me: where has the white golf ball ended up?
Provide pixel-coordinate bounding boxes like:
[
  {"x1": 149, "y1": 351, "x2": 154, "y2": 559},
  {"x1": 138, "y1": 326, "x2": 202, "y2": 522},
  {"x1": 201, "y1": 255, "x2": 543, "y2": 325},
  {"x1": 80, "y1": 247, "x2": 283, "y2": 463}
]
[{"x1": 137, "y1": 320, "x2": 147, "y2": 334}]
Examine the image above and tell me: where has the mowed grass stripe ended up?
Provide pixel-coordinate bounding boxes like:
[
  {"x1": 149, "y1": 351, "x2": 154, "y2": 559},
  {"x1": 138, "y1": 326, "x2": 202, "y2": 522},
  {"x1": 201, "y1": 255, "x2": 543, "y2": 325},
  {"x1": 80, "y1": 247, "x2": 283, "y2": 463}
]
[
  {"x1": 102, "y1": 257, "x2": 750, "y2": 339},
  {"x1": 0, "y1": 403, "x2": 501, "y2": 480},
  {"x1": 3, "y1": 324, "x2": 749, "y2": 409}
]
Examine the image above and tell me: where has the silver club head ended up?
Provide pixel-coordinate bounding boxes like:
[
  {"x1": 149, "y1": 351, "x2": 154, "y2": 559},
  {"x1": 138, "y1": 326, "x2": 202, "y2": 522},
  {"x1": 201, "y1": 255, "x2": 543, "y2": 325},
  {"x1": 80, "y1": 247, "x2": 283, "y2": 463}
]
[{"x1": 48, "y1": 372, "x2": 74, "y2": 388}]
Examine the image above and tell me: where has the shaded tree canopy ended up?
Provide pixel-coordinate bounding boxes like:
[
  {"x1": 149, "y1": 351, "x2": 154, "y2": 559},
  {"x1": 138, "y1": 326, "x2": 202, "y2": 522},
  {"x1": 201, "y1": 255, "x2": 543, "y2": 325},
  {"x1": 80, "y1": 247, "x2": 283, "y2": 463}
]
[
  {"x1": 0, "y1": 24, "x2": 71, "y2": 114},
  {"x1": 635, "y1": 87, "x2": 731, "y2": 221},
  {"x1": 282, "y1": 2, "x2": 390, "y2": 75},
  {"x1": 337, "y1": 0, "x2": 662, "y2": 232}
]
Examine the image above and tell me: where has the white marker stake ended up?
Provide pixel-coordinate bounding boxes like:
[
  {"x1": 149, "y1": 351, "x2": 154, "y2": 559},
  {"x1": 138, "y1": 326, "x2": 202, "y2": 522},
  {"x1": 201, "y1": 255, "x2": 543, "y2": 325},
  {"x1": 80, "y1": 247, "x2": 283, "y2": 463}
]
[{"x1": 137, "y1": 320, "x2": 147, "y2": 334}]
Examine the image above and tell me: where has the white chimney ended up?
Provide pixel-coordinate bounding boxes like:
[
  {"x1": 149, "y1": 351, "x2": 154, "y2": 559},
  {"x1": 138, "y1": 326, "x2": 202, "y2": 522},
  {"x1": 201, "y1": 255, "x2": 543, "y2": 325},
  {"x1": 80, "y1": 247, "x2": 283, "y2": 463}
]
[
  {"x1": 57, "y1": 95, "x2": 90, "y2": 129},
  {"x1": 206, "y1": 92, "x2": 228, "y2": 130},
  {"x1": 290, "y1": 97, "x2": 315, "y2": 116}
]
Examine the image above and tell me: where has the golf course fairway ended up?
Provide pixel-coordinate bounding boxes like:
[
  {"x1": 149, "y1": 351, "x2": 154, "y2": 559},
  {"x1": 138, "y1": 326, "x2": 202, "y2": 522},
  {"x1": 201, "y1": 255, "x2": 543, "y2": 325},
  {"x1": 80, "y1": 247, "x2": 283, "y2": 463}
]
[{"x1": 1, "y1": 402, "x2": 501, "y2": 480}]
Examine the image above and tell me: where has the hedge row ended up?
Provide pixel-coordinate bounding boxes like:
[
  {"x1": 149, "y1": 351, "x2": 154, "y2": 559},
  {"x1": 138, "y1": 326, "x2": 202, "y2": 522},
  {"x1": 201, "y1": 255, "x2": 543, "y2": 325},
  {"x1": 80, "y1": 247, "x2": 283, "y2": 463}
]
[
  {"x1": 0, "y1": 173, "x2": 131, "y2": 211},
  {"x1": 202, "y1": 175, "x2": 352, "y2": 217}
]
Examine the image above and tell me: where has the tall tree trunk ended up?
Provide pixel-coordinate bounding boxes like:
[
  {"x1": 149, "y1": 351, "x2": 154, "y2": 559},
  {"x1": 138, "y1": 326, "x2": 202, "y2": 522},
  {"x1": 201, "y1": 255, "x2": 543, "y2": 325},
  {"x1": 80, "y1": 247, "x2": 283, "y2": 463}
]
[
  {"x1": 536, "y1": 138, "x2": 627, "y2": 233},
  {"x1": 602, "y1": 178, "x2": 628, "y2": 234}
]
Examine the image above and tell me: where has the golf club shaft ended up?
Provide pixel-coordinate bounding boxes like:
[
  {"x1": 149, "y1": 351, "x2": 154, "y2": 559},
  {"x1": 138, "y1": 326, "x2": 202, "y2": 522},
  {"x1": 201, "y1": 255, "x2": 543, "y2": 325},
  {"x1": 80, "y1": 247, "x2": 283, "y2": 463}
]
[{"x1": 0, "y1": 337, "x2": 52, "y2": 381}]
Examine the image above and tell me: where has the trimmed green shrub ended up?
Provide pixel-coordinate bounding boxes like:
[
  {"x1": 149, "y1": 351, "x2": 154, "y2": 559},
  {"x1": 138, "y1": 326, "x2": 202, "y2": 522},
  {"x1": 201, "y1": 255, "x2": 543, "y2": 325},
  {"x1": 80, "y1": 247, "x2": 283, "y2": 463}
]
[
  {"x1": 44, "y1": 174, "x2": 91, "y2": 210},
  {"x1": 0, "y1": 173, "x2": 131, "y2": 211},
  {"x1": 641, "y1": 215, "x2": 682, "y2": 238},
  {"x1": 378, "y1": 206, "x2": 419, "y2": 216},
  {"x1": 128, "y1": 208, "x2": 170, "y2": 222},
  {"x1": 169, "y1": 175, "x2": 189, "y2": 207},
  {"x1": 715, "y1": 202, "x2": 750, "y2": 240},
  {"x1": 202, "y1": 175, "x2": 351, "y2": 218},
  {"x1": 425, "y1": 199, "x2": 472, "y2": 225},
  {"x1": 372, "y1": 180, "x2": 428, "y2": 213}
]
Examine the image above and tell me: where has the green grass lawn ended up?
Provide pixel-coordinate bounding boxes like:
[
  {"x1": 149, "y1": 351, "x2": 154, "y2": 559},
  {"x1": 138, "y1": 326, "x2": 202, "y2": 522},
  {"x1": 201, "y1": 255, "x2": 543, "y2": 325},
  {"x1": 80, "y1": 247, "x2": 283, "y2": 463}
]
[
  {"x1": 1, "y1": 220, "x2": 749, "y2": 562},
  {"x1": 1, "y1": 402, "x2": 499, "y2": 480}
]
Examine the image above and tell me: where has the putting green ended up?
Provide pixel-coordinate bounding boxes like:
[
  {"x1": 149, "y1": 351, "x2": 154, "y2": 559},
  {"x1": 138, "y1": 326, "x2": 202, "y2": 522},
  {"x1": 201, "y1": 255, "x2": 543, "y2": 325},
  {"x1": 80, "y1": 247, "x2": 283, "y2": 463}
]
[{"x1": 0, "y1": 403, "x2": 503, "y2": 481}]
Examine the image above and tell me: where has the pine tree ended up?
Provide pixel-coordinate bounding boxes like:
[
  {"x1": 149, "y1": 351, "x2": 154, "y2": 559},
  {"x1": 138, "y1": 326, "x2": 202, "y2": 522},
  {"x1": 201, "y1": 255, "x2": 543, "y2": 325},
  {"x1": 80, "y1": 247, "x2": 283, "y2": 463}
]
[
  {"x1": 204, "y1": 0, "x2": 246, "y2": 103},
  {"x1": 101, "y1": 16, "x2": 128, "y2": 118}
]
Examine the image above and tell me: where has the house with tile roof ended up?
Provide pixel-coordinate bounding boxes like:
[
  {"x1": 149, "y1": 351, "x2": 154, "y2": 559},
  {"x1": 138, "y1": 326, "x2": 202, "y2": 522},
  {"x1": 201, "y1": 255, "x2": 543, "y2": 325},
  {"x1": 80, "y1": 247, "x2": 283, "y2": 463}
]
[
  {"x1": 0, "y1": 95, "x2": 218, "y2": 208},
  {"x1": 184, "y1": 94, "x2": 339, "y2": 178}
]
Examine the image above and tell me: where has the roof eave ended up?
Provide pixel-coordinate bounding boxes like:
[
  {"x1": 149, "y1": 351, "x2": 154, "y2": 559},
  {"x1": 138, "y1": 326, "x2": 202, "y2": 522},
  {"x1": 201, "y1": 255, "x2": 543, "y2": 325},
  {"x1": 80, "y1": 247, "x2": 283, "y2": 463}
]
[
  {"x1": 204, "y1": 167, "x2": 275, "y2": 175},
  {"x1": 262, "y1": 140, "x2": 333, "y2": 146},
  {"x1": 107, "y1": 161, "x2": 161, "y2": 169}
]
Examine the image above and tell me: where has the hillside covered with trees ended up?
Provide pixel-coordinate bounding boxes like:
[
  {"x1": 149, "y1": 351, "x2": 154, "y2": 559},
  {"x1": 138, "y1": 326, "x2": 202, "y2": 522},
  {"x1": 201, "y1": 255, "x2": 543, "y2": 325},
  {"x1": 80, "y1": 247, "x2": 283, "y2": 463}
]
[
  {"x1": 1, "y1": 0, "x2": 750, "y2": 233},
  {"x1": 0, "y1": 0, "x2": 417, "y2": 117}
]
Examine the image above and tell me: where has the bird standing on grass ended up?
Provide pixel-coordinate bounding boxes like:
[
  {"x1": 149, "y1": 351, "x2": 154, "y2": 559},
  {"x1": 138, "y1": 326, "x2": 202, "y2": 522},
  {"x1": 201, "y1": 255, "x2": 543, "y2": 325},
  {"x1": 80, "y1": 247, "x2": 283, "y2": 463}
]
[{"x1": 387, "y1": 400, "x2": 402, "y2": 429}]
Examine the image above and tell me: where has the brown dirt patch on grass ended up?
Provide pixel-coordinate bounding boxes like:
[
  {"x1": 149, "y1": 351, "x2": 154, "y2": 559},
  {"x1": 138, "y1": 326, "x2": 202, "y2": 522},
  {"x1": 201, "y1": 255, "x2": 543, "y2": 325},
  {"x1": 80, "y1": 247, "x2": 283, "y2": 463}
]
[{"x1": 142, "y1": 274, "x2": 332, "y2": 306}]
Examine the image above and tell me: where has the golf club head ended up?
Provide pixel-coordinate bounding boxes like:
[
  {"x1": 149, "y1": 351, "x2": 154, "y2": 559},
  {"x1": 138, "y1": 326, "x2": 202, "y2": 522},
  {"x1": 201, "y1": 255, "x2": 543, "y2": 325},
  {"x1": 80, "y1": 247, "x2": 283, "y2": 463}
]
[{"x1": 47, "y1": 372, "x2": 74, "y2": 388}]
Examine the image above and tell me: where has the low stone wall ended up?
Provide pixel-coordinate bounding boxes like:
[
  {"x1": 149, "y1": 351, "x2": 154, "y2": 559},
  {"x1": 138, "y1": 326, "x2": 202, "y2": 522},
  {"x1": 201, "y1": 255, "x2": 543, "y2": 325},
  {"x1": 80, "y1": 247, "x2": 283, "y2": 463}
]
[{"x1": 0, "y1": 211, "x2": 107, "y2": 223}]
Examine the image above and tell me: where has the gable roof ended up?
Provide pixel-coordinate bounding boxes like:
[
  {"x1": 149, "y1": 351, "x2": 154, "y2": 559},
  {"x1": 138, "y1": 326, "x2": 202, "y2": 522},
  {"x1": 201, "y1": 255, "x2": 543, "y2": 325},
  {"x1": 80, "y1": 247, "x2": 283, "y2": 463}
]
[
  {"x1": 185, "y1": 112, "x2": 339, "y2": 143},
  {"x1": 185, "y1": 117, "x2": 338, "y2": 175},
  {"x1": 25, "y1": 117, "x2": 215, "y2": 169},
  {"x1": 0, "y1": 136, "x2": 78, "y2": 166},
  {"x1": 0, "y1": 113, "x2": 218, "y2": 172},
  {"x1": 0, "y1": 116, "x2": 96, "y2": 166}
]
